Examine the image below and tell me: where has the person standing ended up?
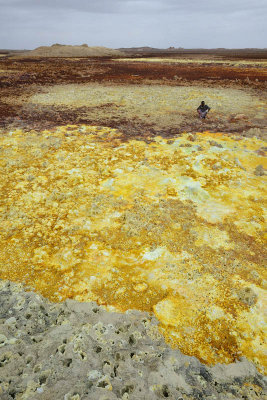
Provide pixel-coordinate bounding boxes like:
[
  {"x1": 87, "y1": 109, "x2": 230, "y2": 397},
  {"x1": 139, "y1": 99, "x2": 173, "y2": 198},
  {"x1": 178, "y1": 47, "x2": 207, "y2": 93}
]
[{"x1": 197, "y1": 101, "x2": 211, "y2": 119}]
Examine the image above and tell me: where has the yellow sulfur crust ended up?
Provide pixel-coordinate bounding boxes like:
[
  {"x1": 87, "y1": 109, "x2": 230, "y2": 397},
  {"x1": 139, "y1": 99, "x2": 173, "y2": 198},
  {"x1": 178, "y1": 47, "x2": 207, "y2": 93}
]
[{"x1": 0, "y1": 126, "x2": 266, "y2": 371}]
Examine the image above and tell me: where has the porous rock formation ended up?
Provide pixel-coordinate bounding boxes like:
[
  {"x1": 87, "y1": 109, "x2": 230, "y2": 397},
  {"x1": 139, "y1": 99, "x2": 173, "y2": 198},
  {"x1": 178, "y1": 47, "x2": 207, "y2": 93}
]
[{"x1": 0, "y1": 280, "x2": 266, "y2": 400}]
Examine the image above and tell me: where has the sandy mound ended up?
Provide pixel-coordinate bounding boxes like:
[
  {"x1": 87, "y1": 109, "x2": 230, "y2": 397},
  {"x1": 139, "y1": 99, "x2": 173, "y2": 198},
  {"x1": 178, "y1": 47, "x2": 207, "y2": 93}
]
[{"x1": 17, "y1": 44, "x2": 125, "y2": 58}]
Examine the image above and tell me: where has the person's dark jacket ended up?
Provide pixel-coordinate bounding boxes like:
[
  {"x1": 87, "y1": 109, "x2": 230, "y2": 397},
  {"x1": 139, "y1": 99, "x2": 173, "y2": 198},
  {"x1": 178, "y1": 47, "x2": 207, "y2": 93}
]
[{"x1": 197, "y1": 104, "x2": 211, "y2": 112}]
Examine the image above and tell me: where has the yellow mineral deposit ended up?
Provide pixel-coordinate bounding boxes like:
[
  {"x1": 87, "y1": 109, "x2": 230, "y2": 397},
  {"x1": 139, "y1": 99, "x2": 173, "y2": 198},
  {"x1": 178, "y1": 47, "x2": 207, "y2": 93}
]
[{"x1": 0, "y1": 126, "x2": 266, "y2": 371}]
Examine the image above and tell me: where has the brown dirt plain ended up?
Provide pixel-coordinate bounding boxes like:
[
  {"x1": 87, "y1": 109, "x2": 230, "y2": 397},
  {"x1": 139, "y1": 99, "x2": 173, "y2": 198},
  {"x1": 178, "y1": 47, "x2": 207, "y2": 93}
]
[{"x1": 0, "y1": 51, "x2": 266, "y2": 138}]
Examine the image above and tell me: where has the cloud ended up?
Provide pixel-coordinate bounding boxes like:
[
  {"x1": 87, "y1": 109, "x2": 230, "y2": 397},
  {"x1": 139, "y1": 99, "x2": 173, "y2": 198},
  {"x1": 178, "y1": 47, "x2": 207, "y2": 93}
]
[
  {"x1": 2, "y1": 0, "x2": 266, "y2": 14},
  {"x1": 2, "y1": 0, "x2": 124, "y2": 14},
  {"x1": 0, "y1": 0, "x2": 266, "y2": 49},
  {"x1": 161, "y1": 0, "x2": 267, "y2": 13}
]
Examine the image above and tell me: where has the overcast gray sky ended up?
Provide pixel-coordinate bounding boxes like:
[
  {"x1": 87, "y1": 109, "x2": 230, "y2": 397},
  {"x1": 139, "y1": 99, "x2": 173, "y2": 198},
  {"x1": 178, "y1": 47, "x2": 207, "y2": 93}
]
[{"x1": 0, "y1": 0, "x2": 266, "y2": 49}]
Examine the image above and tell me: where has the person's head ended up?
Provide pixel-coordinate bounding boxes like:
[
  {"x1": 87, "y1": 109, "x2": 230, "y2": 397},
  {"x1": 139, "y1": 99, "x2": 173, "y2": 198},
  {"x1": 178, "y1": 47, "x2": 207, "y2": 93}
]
[{"x1": 201, "y1": 101, "x2": 205, "y2": 106}]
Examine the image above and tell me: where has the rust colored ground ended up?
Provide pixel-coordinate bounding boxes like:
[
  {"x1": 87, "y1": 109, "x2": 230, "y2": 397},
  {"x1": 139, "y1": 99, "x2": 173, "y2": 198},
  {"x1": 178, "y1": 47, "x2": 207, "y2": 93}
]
[{"x1": 0, "y1": 54, "x2": 266, "y2": 137}]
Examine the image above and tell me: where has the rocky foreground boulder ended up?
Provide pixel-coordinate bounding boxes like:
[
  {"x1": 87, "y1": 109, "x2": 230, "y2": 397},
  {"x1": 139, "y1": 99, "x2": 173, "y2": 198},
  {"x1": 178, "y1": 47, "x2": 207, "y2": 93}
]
[{"x1": 0, "y1": 280, "x2": 266, "y2": 400}]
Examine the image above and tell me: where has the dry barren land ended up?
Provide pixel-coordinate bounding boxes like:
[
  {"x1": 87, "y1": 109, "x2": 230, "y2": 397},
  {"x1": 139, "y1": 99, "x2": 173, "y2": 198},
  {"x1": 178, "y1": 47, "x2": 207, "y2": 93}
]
[{"x1": 0, "y1": 51, "x2": 266, "y2": 399}]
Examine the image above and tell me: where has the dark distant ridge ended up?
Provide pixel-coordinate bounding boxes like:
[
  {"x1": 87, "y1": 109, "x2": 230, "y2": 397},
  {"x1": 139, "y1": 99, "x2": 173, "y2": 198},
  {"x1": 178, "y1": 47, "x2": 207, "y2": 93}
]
[
  {"x1": 117, "y1": 47, "x2": 267, "y2": 59},
  {"x1": 1, "y1": 46, "x2": 267, "y2": 59},
  {"x1": 0, "y1": 49, "x2": 29, "y2": 54},
  {"x1": 118, "y1": 47, "x2": 267, "y2": 52}
]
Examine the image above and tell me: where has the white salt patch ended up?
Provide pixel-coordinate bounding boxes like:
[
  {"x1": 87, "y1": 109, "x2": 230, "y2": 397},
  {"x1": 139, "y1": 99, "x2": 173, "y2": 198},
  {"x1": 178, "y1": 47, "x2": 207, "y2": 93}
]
[
  {"x1": 102, "y1": 178, "x2": 114, "y2": 188},
  {"x1": 162, "y1": 177, "x2": 176, "y2": 184},
  {"x1": 62, "y1": 250, "x2": 72, "y2": 261},
  {"x1": 88, "y1": 370, "x2": 102, "y2": 380},
  {"x1": 112, "y1": 212, "x2": 121, "y2": 218},
  {"x1": 197, "y1": 200, "x2": 235, "y2": 223},
  {"x1": 143, "y1": 248, "x2": 164, "y2": 260},
  {"x1": 67, "y1": 168, "x2": 81, "y2": 175},
  {"x1": 84, "y1": 221, "x2": 91, "y2": 230}
]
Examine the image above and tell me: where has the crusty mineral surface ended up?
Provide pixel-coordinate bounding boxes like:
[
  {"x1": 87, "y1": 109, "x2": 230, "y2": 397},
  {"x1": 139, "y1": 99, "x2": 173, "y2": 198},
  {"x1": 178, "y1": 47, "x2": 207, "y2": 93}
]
[
  {"x1": 0, "y1": 125, "x2": 266, "y2": 375},
  {"x1": 0, "y1": 280, "x2": 266, "y2": 400}
]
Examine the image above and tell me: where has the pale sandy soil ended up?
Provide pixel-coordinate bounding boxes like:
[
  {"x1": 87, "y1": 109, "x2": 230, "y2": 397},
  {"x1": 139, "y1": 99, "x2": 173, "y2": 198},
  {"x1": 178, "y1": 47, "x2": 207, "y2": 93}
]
[
  {"x1": 118, "y1": 57, "x2": 267, "y2": 68},
  {"x1": 29, "y1": 84, "x2": 265, "y2": 116},
  {"x1": 24, "y1": 83, "x2": 266, "y2": 133}
]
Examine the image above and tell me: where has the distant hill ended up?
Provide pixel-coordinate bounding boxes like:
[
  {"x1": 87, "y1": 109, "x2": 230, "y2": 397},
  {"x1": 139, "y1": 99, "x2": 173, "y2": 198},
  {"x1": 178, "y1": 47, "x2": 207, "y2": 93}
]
[
  {"x1": 119, "y1": 46, "x2": 163, "y2": 52},
  {"x1": 0, "y1": 49, "x2": 29, "y2": 55},
  {"x1": 16, "y1": 44, "x2": 125, "y2": 58},
  {"x1": 117, "y1": 47, "x2": 267, "y2": 59}
]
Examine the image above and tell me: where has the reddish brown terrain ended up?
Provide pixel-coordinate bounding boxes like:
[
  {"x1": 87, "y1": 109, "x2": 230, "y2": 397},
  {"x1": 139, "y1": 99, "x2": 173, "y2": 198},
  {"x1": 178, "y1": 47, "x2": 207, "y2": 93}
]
[{"x1": 0, "y1": 51, "x2": 266, "y2": 139}]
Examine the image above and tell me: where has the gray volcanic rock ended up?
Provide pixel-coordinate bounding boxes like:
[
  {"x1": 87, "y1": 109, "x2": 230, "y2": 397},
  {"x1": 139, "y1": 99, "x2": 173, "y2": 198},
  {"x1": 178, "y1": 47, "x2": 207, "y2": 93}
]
[{"x1": 0, "y1": 280, "x2": 266, "y2": 400}]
